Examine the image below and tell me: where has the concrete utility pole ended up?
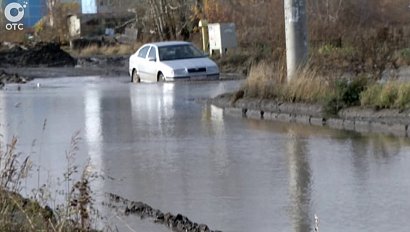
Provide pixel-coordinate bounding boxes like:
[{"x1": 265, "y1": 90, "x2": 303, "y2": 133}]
[
  {"x1": 199, "y1": 19, "x2": 209, "y2": 53},
  {"x1": 284, "y1": 0, "x2": 308, "y2": 81}
]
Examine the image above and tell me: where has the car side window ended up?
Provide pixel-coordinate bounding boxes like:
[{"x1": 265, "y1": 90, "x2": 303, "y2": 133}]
[
  {"x1": 148, "y1": 47, "x2": 157, "y2": 61},
  {"x1": 138, "y1": 46, "x2": 150, "y2": 58}
]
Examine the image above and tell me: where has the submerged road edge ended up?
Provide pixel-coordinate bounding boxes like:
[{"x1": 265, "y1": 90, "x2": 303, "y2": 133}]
[{"x1": 209, "y1": 93, "x2": 410, "y2": 137}]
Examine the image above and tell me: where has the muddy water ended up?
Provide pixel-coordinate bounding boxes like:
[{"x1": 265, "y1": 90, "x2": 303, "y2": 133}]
[{"x1": 1, "y1": 77, "x2": 410, "y2": 232}]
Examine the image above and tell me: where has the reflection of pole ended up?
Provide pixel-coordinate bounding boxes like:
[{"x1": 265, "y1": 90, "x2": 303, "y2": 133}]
[
  {"x1": 314, "y1": 214, "x2": 319, "y2": 232},
  {"x1": 287, "y1": 128, "x2": 312, "y2": 232},
  {"x1": 84, "y1": 87, "x2": 104, "y2": 227},
  {"x1": 284, "y1": 0, "x2": 308, "y2": 81}
]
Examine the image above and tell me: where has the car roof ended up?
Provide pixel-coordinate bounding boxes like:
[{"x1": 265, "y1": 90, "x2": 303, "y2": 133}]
[{"x1": 146, "y1": 41, "x2": 192, "y2": 47}]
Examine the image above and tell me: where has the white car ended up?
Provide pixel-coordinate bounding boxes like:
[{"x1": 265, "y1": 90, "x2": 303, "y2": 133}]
[{"x1": 129, "y1": 41, "x2": 220, "y2": 82}]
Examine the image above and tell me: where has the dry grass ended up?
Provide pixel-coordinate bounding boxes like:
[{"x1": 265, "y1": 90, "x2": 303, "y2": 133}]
[
  {"x1": 0, "y1": 30, "x2": 27, "y2": 43},
  {"x1": 78, "y1": 44, "x2": 137, "y2": 57},
  {"x1": 282, "y1": 69, "x2": 334, "y2": 103},
  {"x1": 242, "y1": 61, "x2": 282, "y2": 99},
  {"x1": 242, "y1": 61, "x2": 333, "y2": 104}
]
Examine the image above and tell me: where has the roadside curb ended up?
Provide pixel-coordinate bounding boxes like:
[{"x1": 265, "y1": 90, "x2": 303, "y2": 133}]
[{"x1": 210, "y1": 93, "x2": 410, "y2": 137}]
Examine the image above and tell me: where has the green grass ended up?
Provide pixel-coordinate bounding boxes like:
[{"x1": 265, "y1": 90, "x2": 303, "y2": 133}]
[
  {"x1": 361, "y1": 82, "x2": 410, "y2": 110},
  {"x1": 317, "y1": 44, "x2": 357, "y2": 58}
]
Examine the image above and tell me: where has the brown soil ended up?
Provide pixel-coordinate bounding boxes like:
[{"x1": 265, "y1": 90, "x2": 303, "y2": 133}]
[{"x1": 0, "y1": 43, "x2": 76, "y2": 67}]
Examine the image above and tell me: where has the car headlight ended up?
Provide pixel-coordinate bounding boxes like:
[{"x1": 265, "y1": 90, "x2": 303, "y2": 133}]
[
  {"x1": 207, "y1": 66, "x2": 219, "y2": 74},
  {"x1": 172, "y1": 68, "x2": 187, "y2": 76}
]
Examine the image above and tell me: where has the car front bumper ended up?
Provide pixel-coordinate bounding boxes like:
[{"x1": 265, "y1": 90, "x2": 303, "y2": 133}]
[{"x1": 168, "y1": 73, "x2": 220, "y2": 81}]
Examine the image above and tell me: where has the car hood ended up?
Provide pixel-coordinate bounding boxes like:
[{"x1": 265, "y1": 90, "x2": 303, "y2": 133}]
[{"x1": 161, "y1": 57, "x2": 217, "y2": 69}]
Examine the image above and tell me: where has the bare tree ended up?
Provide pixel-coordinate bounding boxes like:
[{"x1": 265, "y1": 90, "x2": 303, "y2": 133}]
[
  {"x1": 46, "y1": 0, "x2": 59, "y2": 27},
  {"x1": 143, "y1": 0, "x2": 195, "y2": 40}
]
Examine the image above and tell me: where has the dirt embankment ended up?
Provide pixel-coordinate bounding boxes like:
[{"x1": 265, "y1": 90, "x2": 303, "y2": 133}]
[
  {"x1": 0, "y1": 43, "x2": 130, "y2": 79},
  {"x1": 0, "y1": 43, "x2": 80, "y2": 82},
  {"x1": 0, "y1": 43, "x2": 76, "y2": 68},
  {"x1": 210, "y1": 93, "x2": 410, "y2": 137}
]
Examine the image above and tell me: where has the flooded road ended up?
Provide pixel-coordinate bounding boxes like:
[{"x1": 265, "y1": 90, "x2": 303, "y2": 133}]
[{"x1": 1, "y1": 77, "x2": 410, "y2": 232}]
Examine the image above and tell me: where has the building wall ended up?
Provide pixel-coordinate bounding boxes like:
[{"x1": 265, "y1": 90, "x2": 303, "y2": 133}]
[
  {"x1": 96, "y1": 0, "x2": 143, "y2": 14},
  {"x1": 80, "y1": 0, "x2": 143, "y2": 14},
  {"x1": 82, "y1": 0, "x2": 96, "y2": 13}
]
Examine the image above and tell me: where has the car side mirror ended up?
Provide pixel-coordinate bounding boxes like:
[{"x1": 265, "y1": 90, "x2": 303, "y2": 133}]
[{"x1": 148, "y1": 57, "x2": 156, "y2": 62}]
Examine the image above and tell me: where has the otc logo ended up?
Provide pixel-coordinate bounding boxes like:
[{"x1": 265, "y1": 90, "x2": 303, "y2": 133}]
[{"x1": 4, "y1": 1, "x2": 28, "y2": 30}]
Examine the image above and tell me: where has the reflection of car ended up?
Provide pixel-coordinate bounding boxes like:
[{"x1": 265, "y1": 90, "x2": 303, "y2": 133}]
[{"x1": 129, "y1": 41, "x2": 220, "y2": 82}]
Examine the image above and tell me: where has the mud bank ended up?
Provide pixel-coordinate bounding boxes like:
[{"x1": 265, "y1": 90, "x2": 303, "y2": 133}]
[
  {"x1": 210, "y1": 93, "x2": 410, "y2": 137},
  {"x1": 0, "y1": 69, "x2": 31, "y2": 87},
  {"x1": 108, "y1": 193, "x2": 221, "y2": 232},
  {"x1": 0, "y1": 43, "x2": 75, "y2": 67}
]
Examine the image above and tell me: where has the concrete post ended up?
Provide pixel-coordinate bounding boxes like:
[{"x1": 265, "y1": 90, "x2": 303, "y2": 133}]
[
  {"x1": 284, "y1": 0, "x2": 308, "y2": 81},
  {"x1": 199, "y1": 19, "x2": 209, "y2": 53}
]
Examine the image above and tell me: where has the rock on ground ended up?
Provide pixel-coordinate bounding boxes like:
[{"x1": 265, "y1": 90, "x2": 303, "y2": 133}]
[{"x1": 108, "y1": 193, "x2": 222, "y2": 232}]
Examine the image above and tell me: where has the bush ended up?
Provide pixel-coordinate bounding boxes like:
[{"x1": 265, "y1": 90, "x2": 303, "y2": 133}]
[
  {"x1": 394, "y1": 48, "x2": 410, "y2": 66},
  {"x1": 322, "y1": 76, "x2": 368, "y2": 115},
  {"x1": 340, "y1": 76, "x2": 368, "y2": 107}
]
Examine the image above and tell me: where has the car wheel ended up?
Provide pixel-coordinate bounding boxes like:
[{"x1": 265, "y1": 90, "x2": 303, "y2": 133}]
[
  {"x1": 132, "y1": 69, "x2": 140, "y2": 83},
  {"x1": 158, "y1": 72, "x2": 166, "y2": 82}
]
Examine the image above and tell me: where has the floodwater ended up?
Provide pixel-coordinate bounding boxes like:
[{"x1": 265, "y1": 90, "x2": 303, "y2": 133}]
[{"x1": 1, "y1": 76, "x2": 410, "y2": 232}]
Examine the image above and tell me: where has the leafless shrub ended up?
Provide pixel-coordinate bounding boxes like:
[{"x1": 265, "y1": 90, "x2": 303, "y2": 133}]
[
  {"x1": 0, "y1": 131, "x2": 106, "y2": 231},
  {"x1": 78, "y1": 44, "x2": 139, "y2": 56}
]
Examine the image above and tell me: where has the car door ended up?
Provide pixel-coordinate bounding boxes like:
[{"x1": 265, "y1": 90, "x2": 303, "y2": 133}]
[
  {"x1": 146, "y1": 46, "x2": 158, "y2": 82},
  {"x1": 136, "y1": 45, "x2": 150, "y2": 81}
]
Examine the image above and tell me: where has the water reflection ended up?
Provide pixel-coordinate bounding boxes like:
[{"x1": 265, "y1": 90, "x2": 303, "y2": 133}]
[
  {"x1": 85, "y1": 87, "x2": 103, "y2": 164},
  {"x1": 201, "y1": 104, "x2": 228, "y2": 174},
  {"x1": 286, "y1": 129, "x2": 312, "y2": 232},
  {"x1": 84, "y1": 86, "x2": 104, "y2": 212},
  {"x1": 371, "y1": 135, "x2": 402, "y2": 159}
]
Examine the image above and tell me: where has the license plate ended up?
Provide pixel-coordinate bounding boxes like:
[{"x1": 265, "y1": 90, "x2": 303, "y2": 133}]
[{"x1": 191, "y1": 75, "x2": 207, "y2": 80}]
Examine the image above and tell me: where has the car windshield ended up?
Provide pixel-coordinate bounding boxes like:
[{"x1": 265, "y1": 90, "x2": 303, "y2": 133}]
[{"x1": 158, "y1": 44, "x2": 205, "y2": 61}]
